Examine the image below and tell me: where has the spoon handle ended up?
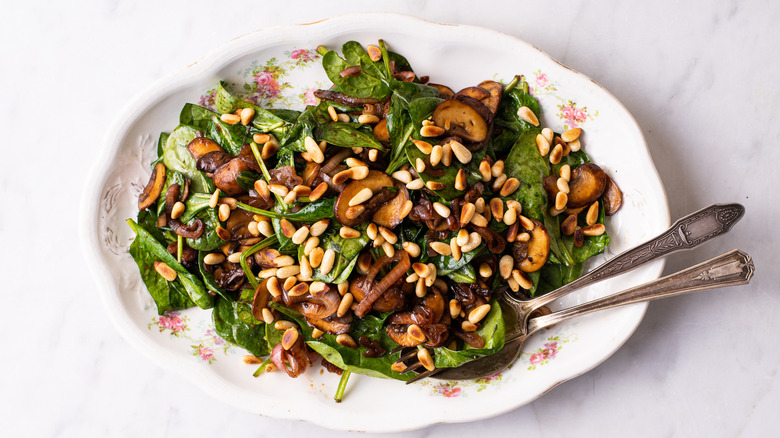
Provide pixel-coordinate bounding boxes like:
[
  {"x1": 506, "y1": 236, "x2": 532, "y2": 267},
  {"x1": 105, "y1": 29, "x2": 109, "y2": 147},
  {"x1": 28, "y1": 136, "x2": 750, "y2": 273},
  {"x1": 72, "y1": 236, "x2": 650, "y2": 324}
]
[
  {"x1": 526, "y1": 249, "x2": 754, "y2": 334},
  {"x1": 525, "y1": 203, "x2": 745, "y2": 310}
]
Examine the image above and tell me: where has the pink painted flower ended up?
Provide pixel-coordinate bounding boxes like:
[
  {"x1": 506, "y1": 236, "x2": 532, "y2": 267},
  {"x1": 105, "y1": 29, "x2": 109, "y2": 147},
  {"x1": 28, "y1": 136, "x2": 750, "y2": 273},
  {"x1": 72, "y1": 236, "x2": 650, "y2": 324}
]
[
  {"x1": 290, "y1": 49, "x2": 315, "y2": 62},
  {"x1": 206, "y1": 328, "x2": 225, "y2": 345},
  {"x1": 198, "y1": 90, "x2": 216, "y2": 110},
  {"x1": 198, "y1": 346, "x2": 214, "y2": 361},
  {"x1": 529, "y1": 352, "x2": 544, "y2": 365},
  {"x1": 303, "y1": 87, "x2": 318, "y2": 106},
  {"x1": 535, "y1": 73, "x2": 549, "y2": 88},
  {"x1": 481, "y1": 372, "x2": 502, "y2": 381},
  {"x1": 158, "y1": 313, "x2": 185, "y2": 332},
  {"x1": 254, "y1": 70, "x2": 281, "y2": 98},
  {"x1": 435, "y1": 384, "x2": 462, "y2": 398},
  {"x1": 561, "y1": 106, "x2": 587, "y2": 124}
]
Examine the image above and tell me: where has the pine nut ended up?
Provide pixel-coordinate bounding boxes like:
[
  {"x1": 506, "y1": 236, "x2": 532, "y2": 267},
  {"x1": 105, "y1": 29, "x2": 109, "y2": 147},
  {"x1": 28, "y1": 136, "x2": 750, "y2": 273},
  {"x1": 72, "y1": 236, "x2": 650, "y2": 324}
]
[
  {"x1": 327, "y1": 105, "x2": 338, "y2": 122},
  {"x1": 454, "y1": 169, "x2": 468, "y2": 191},
  {"x1": 399, "y1": 200, "x2": 413, "y2": 219},
  {"x1": 208, "y1": 189, "x2": 220, "y2": 208},
  {"x1": 239, "y1": 107, "x2": 255, "y2": 125},
  {"x1": 308, "y1": 247, "x2": 323, "y2": 268},
  {"x1": 500, "y1": 178, "x2": 520, "y2": 197},
  {"x1": 154, "y1": 262, "x2": 177, "y2": 281},
  {"x1": 460, "y1": 232, "x2": 482, "y2": 253},
  {"x1": 542, "y1": 127, "x2": 554, "y2": 144},
  {"x1": 258, "y1": 221, "x2": 274, "y2": 237},
  {"x1": 586, "y1": 201, "x2": 599, "y2": 226},
  {"x1": 310, "y1": 219, "x2": 329, "y2": 237},
  {"x1": 335, "y1": 333, "x2": 356, "y2": 348},
  {"x1": 560, "y1": 164, "x2": 571, "y2": 181},
  {"x1": 382, "y1": 241, "x2": 395, "y2": 257},
  {"x1": 253, "y1": 133, "x2": 271, "y2": 144},
  {"x1": 433, "y1": 202, "x2": 451, "y2": 218},
  {"x1": 425, "y1": 263, "x2": 437, "y2": 287},
  {"x1": 470, "y1": 212, "x2": 488, "y2": 227},
  {"x1": 391, "y1": 362, "x2": 407, "y2": 373},
  {"x1": 366, "y1": 223, "x2": 378, "y2": 240},
  {"x1": 267, "y1": 277, "x2": 282, "y2": 298},
  {"x1": 271, "y1": 255, "x2": 293, "y2": 267},
  {"x1": 441, "y1": 143, "x2": 452, "y2": 166},
  {"x1": 403, "y1": 241, "x2": 421, "y2": 258},
  {"x1": 220, "y1": 113, "x2": 240, "y2": 125},
  {"x1": 368, "y1": 149, "x2": 379, "y2": 162},
  {"x1": 391, "y1": 170, "x2": 413, "y2": 184},
  {"x1": 246, "y1": 221, "x2": 259, "y2": 237},
  {"x1": 321, "y1": 249, "x2": 336, "y2": 275},
  {"x1": 406, "y1": 273, "x2": 419, "y2": 283},
  {"x1": 336, "y1": 281, "x2": 348, "y2": 296},
  {"x1": 283, "y1": 276, "x2": 297, "y2": 290},
  {"x1": 216, "y1": 226, "x2": 230, "y2": 241},
  {"x1": 479, "y1": 158, "x2": 492, "y2": 181},
  {"x1": 227, "y1": 252, "x2": 243, "y2": 264},
  {"x1": 269, "y1": 184, "x2": 289, "y2": 197},
  {"x1": 302, "y1": 136, "x2": 324, "y2": 163},
  {"x1": 282, "y1": 328, "x2": 299, "y2": 350},
  {"x1": 517, "y1": 106, "x2": 539, "y2": 126},
  {"x1": 450, "y1": 237, "x2": 462, "y2": 261},
  {"x1": 303, "y1": 236, "x2": 319, "y2": 256},
  {"x1": 469, "y1": 304, "x2": 492, "y2": 324},
  {"x1": 499, "y1": 255, "x2": 514, "y2": 279},
  {"x1": 456, "y1": 202, "x2": 474, "y2": 226},
  {"x1": 278, "y1": 219, "x2": 295, "y2": 238},
  {"x1": 378, "y1": 227, "x2": 397, "y2": 244},
  {"x1": 516, "y1": 232, "x2": 531, "y2": 242},
  {"x1": 254, "y1": 308, "x2": 271, "y2": 324},
  {"x1": 549, "y1": 144, "x2": 563, "y2": 164},
  {"x1": 349, "y1": 187, "x2": 373, "y2": 207},
  {"x1": 358, "y1": 114, "x2": 380, "y2": 124},
  {"x1": 478, "y1": 263, "x2": 493, "y2": 278},
  {"x1": 308, "y1": 281, "x2": 327, "y2": 296},
  {"x1": 276, "y1": 265, "x2": 300, "y2": 279},
  {"x1": 555, "y1": 192, "x2": 568, "y2": 210},
  {"x1": 568, "y1": 138, "x2": 581, "y2": 152},
  {"x1": 412, "y1": 262, "x2": 432, "y2": 278},
  {"x1": 506, "y1": 221, "x2": 519, "y2": 242},
  {"x1": 561, "y1": 128, "x2": 582, "y2": 143},
  {"x1": 430, "y1": 145, "x2": 443, "y2": 166},
  {"x1": 430, "y1": 241, "x2": 451, "y2": 256},
  {"x1": 415, "y1": 157, "x2": 426, "y2": 173},
  {"x1": 506, "y1": 200, "x2": 522, "y2": 214},
  {"x1": 337, "y1": 113, "x2": 351, "y2": 123},
  {"x1": 411, "y1": 138, "x2": 433, "y2": 154},
  {"x1": 471, "y1": 197, "x2": 483, "y2": 214},
  {"x1": 450, "y1": 141, "x2": 472, "y2": 164},
  {"x1": 462, "y1": 321, "x2": 478, "y2": 332},
  {"x1": 420, "y1": 125, "x2": 445, "y2": 137},
  {"x1": 357, "y1": 254, "x2": 371, "y2": 275},
  {"x1": 449, "y1": 299, "x2": 462, "y2": 319},
  {"x1": 337, "y1": 293, "x2": 354, "y2": 317},
  {"x1": 492, "y1": 173, "x2": 508, "y2": 191},
  {"x1": 203, "y1": 253, "x2": 225, "y2": 265},
  {"x1": 406, "y1": 178, "x2": 424, "y2": 190},
  {"x1": 307, "y1": 328, "x2": 322, "y2": 339},
  {"x1": 274, "y1": 320, "x2": 294, "y2": 331},
  {"x1": 583, "y1": 223, "x2": 606, "y2": 236},
  {"x1": 298, "y1": 255, "x2": 312, "y2": 280},
  {"x1": 514, "y1": 270, "x2": 534, "y2": 289},
  {"x1": 457, "y1": 228, "x2": 470, "y2": 247},
  {"x1": 490, "y1": 198, "x2": 504, "y2": 222},
  {"x1": 519, "y1": 215, "x2": 535, "y2": 231},
  {"x1": 417, "y1": 348, "x2": 435, "y2": 371},
  {"x1": 340, "y1": 226, "x2": 361, "y2": 239},
  {"x1": 503, "y1": 206, "x2": 517, "y2": 226},
  {"x1": 367, "y1": 44, "x2": 382, "y2": 61},
  {"x1": 426, "y1": 181, "x2": 445, "y2": 191},
  {"x1": 536, "y1": 134, "x2": 551, "y2": 156},
  {"x1": 257, "y1": 268, "x2": 278, "y2": 279},
  {"x1": 407, "y1": 324, "x2": 426, "y2": 343},
  {"x1": 251, "y1": 181, "x2": 268, "y2": 202},
  {"x1": 170, "y1": 201, "x2": 185, "y2": 220},
  {"x1": 561, "y1": 214, "x2": 577, "y2": 236},
  {"x1": 415, "y1": 278, "x2": 427, "y2": 298},
  {"x1": 557, "y1": 177, "x2": 570, "y2": 194}
]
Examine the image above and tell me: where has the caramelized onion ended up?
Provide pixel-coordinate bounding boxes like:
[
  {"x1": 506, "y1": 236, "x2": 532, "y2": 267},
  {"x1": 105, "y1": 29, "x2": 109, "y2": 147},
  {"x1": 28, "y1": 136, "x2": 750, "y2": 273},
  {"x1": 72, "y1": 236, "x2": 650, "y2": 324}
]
[
  {"x1": 354, "y1": 251, "x2": 411, "y2": 317},
  {"x1": 314, "y1": 89, "x2": 381, "y2": 107}
]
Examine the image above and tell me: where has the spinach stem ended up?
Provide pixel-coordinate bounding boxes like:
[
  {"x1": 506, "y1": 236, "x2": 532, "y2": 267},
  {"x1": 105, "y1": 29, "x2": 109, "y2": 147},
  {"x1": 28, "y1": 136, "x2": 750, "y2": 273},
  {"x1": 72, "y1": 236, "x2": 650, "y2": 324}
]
[
  {"x1": 503, "y1": 75, "x2": 522, "y2": 94},
  {"x1": 249, "y1": 141, "x2": 288, "y2": 211},
  {"x1": 334, "y1": 370, "x2": 351, "y2": 403},
  {"x1": 239, "y1": 235, "x2": 279, "y2": 290},
  {"x1": 252, "y1": 357, "x2": 274, "y2": 377},
  {"x1": 176, "y1": 235, "x2": 183, "y2": 263}
]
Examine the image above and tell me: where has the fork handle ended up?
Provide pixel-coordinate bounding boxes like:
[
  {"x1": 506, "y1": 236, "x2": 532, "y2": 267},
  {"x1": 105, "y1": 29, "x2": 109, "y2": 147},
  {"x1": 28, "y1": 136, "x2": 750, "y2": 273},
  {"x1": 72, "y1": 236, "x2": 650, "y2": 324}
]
[
  {"x1": 522, "y1": 203, "x2": 745, "y2": 310},
  {"x1": 526, "y1": 249, "x2": 755, "y2": 334}
]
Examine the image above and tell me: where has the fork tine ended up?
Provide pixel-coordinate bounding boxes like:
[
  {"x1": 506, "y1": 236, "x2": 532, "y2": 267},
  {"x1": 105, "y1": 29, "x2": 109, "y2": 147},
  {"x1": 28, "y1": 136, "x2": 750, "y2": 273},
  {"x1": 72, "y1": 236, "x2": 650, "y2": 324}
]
[
  {"x1": 405, "y1": 368, "x2": 441, "y2": 384},
  {"x1": 390, "y1": 345, "x2": 404, "y2": 354},
  {"x1": 397, "y1": 348, "x2": 419, "y2": 363},
  {"x1": 400, "y1": 361, "x2": 424, "y2": 374}
]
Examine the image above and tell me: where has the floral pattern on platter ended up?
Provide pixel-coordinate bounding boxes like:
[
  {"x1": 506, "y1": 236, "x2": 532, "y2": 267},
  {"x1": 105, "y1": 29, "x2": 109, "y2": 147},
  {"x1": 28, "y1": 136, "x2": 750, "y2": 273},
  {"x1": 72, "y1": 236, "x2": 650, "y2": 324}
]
[
  {"x1": 527, "y1": 69, "x2": 599, "y2": 130},
  {"x1": 148, "y1": 312, "x2": 234, "y2": 363},
  {"x1": 418, "y1": 371, "x2": 505, "y2": 398},
  {"x1": 520, "y1": 334, "x2": 577, "y2": 370}
]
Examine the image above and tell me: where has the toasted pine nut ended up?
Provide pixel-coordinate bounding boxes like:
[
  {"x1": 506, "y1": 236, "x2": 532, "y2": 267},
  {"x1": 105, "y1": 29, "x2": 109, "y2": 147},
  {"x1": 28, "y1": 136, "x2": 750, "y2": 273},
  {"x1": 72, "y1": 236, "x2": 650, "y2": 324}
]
[
  {"x1": 406, "y1": 178, "x2": 424, "y2": 190},
  {"x1": 454, "y1": 168, "x2": 468, "y2": 191},
  {"x1": 272, "y1": 255, "x2": 294, "y2": 267},
  {"x1": 503, "y1": 206, "x2": 517, "y2": 226},
  {"x1": 430, "y1": 145, "x2": 443, "y2": 166},
  {"x1": 458, "y1": 202, "x2": 475, "y2": 226},
  {"x1": 274, "y1": 320, "x2": 295, "y2": 331},
  {"x1": 239, "y1": 107, "x2": 255, "y2": 125},
  {"x1": 568, "y1": 138, "x2": 581, "y2": 152},
  {"x1": 282, "y1": 328, "x2": 299, "y2": 350},
  {"x1": 517, "y1": 106, "x2": 539, "y2": 126},
  {"x1": 499, "y1": 255, "x2": 514, "y2": 279},
  {"x1": 403, "y1": 241, "x2": 421, "y2": 258},
  {"x1": 516, "y1": 232, "x2": 531, "y2": 242},
  {"x1": 407, "y1": 324, "x2": 426, "y2": 343},
  {"x1": 449, "y1": 299, "x2": 462, "y2": 319},
  {"x1": 340, "y1": 226, "x2": 361, "y2": 239},
  {"x1": 470, "y1": 212, "x2": 488, "y2": 227},
  {"x1": 399, "y1": 200, "x2": 413, "y2": 219},
  {"x1": 216, "y1": 226, "x2": 230, "y2": 241},
  {"x1": 247, "y1": 221, "x2": 260, "y2": 237},
  {"x1": 478, "y1": 262, "x2": 493, "y2": 278},
  {"x1": 309, "y1": 281, "x2": 327, "y2": 296},
  {"x1": 406, "y1": 273, "x2": 419, "y2": 283},
  {"x1": 472, "y1": 197, "x2": 484, "y2": 214},
  {"x1": 460, "y1": 232, "x2": 482, "y2": 253},
  {"x1": 154, "y1": 262, "x2": 177, "y2": 281},
  {"x1": 462, "y1": 321, "x2": 478, "y2": 332},
  {"x1": 586, "y1": 201, "x2": 599, "y2": 226},
  {"x1": 420, "y1": 125, "x2": 445, "y2": 137},
  {"x1": 426, "y1": 181, "x2": 445, "y2": 191},
  {"x1": 415, "y1": 157, "x2": 426, "y2": 173},
  {"x1": 557, "y1": 177, "x2": 570, "y2": 194},
  {"x1": 336, "y1": 281, "x2": 349, "y2": 296},
  {"x1": 536, "y1": 134, "x2": 551, "y2": 156},
  {"x1": 479, "y1": 158, "x2": 492, "y2": 181},
  {"x1": 358, "y1": 114, "x2": 380, "y2": 124},
  {"x1": 303, "y1": 236, "x2": 320, "y2": 256},
  {"x1": 253, "y1": 133, "x2": 271, "y2": 144},
  {"x1": 555, "y1": 192, "x2": 568, "y2": 210},
  {"x1": 336, "y1": 333, "x2": 357, "y2": 348},
  {"x1": 337, "y1": 293, "x2": 354, "y2": 317},
  {"x1": 542, "y1": 127, "x2": 554, "y2": 144},
  {"x1": 500, "y1": 178, "x2": 520, "y2": 197},
  {"x1": 220, "y1": 113, "x2": 240, "y2": 125},
  {"x1": 561, "y1": 214, "x2": 578, "y2": 236},
  {"x1": 382, "y1": 241, "x2": 395, "y2": 257},
  {"x1": 560, "y1": 164, "x2": 571, "y2": 181},
  {"x1": 412, "y1": 262, "x2": 432, "y2": 278},
  {"x1": 258, "y1": 221, "x2": 274, "y2": 237},
  {"x1": 283, "y1": 276, "x2": 297, "y2": 291},
  {"x1": 276, "y1": 265, "x2": 300, "y2": 279},
  {"x1": 279, "y1": 219, "x2": 295, "y2": 238},
  {"x1": 450, "y1": 237, "x2": 462, "y2": 261},
  {"x1": 417, "y1": 348, "x2": 435, "y2": 371},
  {"x1": 268, "y1": 184, "x2": 289, "y2": 197},
  {"x1": 366, "y1": 44, "x2": 382, "y2": 61},
  {"x1": 242, "y1": 354, "x2": 264, "y2": 365},
  {"x1": 378, "y1": 226, "x2": 397, "y2": 244},
  {"x1": 299, "y1": 255, "x2": 312, "y2": 280},
  {"x1": 267, "y1": 277, "x2": 282, "y2": 298},
  {"x1": 519, "y1": 215, "x2": 535, "y2": 231},
  {"x1": 469, "y1": 304, "x2": 492, "y2": 324},
  {"x1": 549, "y1": 144, "x2": 563, "y2": 164},
  {"x1": 366, "y1": 223, "x2": 378, "y2": 240},
  {"x1": 209, "y1": 189, "x2": 221, "y2": 208},
  {"x1": 441, "y1": 143, "x2": 452, "y2": 166},
  {"x1": 327, "y1": 105, "x2": 338, "y2": 122},
  {"x1": 583, "y1": 223, "x2": 606, "y2": 236},
  {"x1": 430, "y1": 241, "x2": 451, "y2": 256},
  {"x1": 415, "y1": 278, "x2": 427, "y2": 298},
  {"x1": 457, "y1": 228, "x2": 470, "y2": 247},
  {"x1": 257, "y1": 268, "x2": 278, "y2": 279},
  {"x1": 310, "y1": 219, "x2": 329, "y2": 237},
  {"x1": 391, "y1": 170, "x2": 413, "y2": 184},
  {"x1": 411, "y1": 138, "x2": 433, "y2": 154},
  {"x1": 492, "y1": 173, "x2": 508, "y2": 191},
  {"x1": 368, "y1": 148, "x2": 379, "y2": 162},
  {"x1": 303, "y1": 136, "x2": 325, "y2": 163},
  {"x1": 391, "y1": 362, "x2": 407, "y2": 373},
  {"x1": 227, "y1": 252, "x2": 243, "y2": 264},
  {"x1": 252, "y1": 180, "x2": 270, "y2": 201},
  {"x1": 349, "y1": 187, "x2": 373, "y2": 207},
  {"x1": 450, "y1": 141, "x2": 472, "y2": 164},
  {"x1": 515, "y1": 270, "x2": 534, "y2": 289},
  {"x1": 433, "y1": 202, "x2": 451, "y2": 218},
  {"x1": 203, "y1": 253, "x2": 225, "y2": 265},
  {"x1": 561, "y1": 128, "x2": 582, "y2": 143},
  {"x1": 490, "y1": 198, "x2": 504, "y2": 222},
  {"x1": 309, "y1": 247, "x2": 324, "y2": 268},
  {"x1": 171, "y1": 201, "x2": 185, "y2": 220},
  {"x1": 321, "y1": 249, "x2": 336, "y2": 275}
]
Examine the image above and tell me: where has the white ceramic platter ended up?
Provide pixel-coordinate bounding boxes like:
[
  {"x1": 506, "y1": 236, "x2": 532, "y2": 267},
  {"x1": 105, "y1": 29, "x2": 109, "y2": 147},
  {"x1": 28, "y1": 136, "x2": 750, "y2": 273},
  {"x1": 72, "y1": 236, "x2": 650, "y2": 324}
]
[{"x1": 81, "y1": 13, "x2": 669, "y2": 432}]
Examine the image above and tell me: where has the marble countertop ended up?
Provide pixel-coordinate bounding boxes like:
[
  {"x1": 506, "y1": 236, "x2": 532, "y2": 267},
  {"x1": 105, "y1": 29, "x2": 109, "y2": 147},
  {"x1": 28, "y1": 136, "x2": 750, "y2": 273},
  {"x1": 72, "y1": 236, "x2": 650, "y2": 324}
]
[{"x1": 2, "y1": 1, "x2": 777, "y2": 436}]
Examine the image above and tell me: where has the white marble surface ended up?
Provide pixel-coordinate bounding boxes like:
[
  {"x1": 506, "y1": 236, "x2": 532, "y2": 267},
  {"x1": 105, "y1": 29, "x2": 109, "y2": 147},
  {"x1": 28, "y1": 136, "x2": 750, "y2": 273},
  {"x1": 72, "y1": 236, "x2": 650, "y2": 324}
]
[{"x1": 1, "y1": 1, "x2": 777, "y2": 436}]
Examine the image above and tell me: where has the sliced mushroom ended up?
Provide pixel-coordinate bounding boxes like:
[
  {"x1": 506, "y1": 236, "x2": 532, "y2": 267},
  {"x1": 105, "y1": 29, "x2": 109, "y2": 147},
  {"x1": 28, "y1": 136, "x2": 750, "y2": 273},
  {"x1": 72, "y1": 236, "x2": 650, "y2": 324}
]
[
  {"x1": 428, "y1": 83, "x2": 454, "y2": 99},
  {"x1": 213, "y1": 158, "x2": 254, "y2": 195},
  {"x1": 196, "y1": 150, "x2": 232, "y2": 173},
  {"x1": 567, "y1": 163, "x2": 608, "y2": 208},
  {"x1": 386, "y1": 324, "x2": 424, "y2": 347},
  {"x1": 307, "y1": 316, "x2": 351, "y2": 335},
  {"x1": 455, "y1": 86, "x2": 490, "y2": 101},
  {"x1": 602, "y1": 176, "x2": 623, "y2": 215},
  {"x1": 186, "y1": 137, "x2": 224, "y2": 160},
  {"x1": 334, "y1": 170, "x2": 393, "y2": 226},
  {"x1": 515, "y1": 219, "x2": 550, "y2": 273},
  {"x1": 477, "y1": 80, "x2": 503, "y2": 115},
  {"x1": 372, "y1": 181, "x2": 409, "y2": 229},
  {"x1": 138, "y1": 162, "x2": 166, "y2": 210},
  {"x1": 420, "y1": 287, "x2": 445, "y2": 323},
  {"x1": 373, "y1": 118, "x2": 389, "y2": 142},
  {"x1": 251, "y1": 277, "x2": 271, "y2": 320},
  {"x1": 432, "y1": 98, "x2": 490, "y2": 142},
  {"x1": 542, "y1": 173, "x2": 559, "y2": 201}
]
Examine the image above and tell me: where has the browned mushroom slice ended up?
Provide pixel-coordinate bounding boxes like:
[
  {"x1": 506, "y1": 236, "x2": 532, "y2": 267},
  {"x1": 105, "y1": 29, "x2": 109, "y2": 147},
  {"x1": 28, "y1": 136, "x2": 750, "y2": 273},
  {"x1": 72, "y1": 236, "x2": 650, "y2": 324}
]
[
  {"x1": 432, "y1": 98, "x2": 490, "y2": 142},
  {"x1": 455, "y1": 86, "x2": 490, "y2": 101},
  {"x1": 251, "y1": 277, "x2": 271, "y2": 320},
  {"x1": 307, "y1": 317, "x2": 351, "y2": 335},
  {"x1": 428, "y1": 83, "x2": 454, "y2": 99},
  {"x1": 373, "y1": 118, "x2": 389, "y2": 142},
  {"x1": 196, "y1": 150, "x2": 232, "y2": 173},
  {"x1": 186, "y1": 137, "x2": 224, "y2": 160},
  {"x1": 386, "y1": 324, "x2": 424, "y2": 347},
  {"x1": 334, "y1": 170, "x2": 394, "y2": 226},
  {"x1": 372, "y1": 181, "x2": 409, "y2": 229},
  {"x1": 370, "y1": 287, "x2": 406, "y2": 313},
  {"x1": 477, "y1": 80, "x2": 503, "y2": 115},
  {"x1": 138, "y1": 162, "x2": 166, "y2": 210},
  {"x1": 513, "y1": 219, "x2": 550, "y2": 273},
  {"x1": 420, "y1": 287, "x2": 445, "y2": 323},
  {"x1": 567, "y1": 163, "x2": 608, "y2": 209},
  {"x1": 602, "y1": 176, "x2": 623, "y2": 215},
  {"x1": 212, "y1": 158, "x2": 254, "y2": 195},
  {"x1": 542, "y1": 173, "x2": 559, "y2": 201}
]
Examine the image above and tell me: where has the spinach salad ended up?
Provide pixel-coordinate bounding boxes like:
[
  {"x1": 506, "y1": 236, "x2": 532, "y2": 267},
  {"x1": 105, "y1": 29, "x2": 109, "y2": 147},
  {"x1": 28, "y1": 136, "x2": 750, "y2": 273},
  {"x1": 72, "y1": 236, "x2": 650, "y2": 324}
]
[{"x1": 128, "y1": 40, "x2": 623, "y2": 400}]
